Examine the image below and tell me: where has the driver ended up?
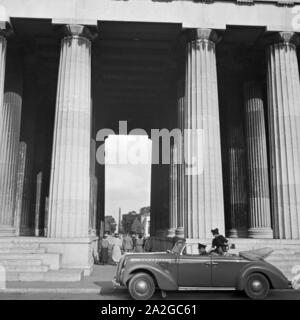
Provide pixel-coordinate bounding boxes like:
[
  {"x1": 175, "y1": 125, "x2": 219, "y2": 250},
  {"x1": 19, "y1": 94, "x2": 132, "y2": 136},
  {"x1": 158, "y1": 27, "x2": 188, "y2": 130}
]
[{"x1": 198, "y1": 243, "x2": 208, "y2": 256}]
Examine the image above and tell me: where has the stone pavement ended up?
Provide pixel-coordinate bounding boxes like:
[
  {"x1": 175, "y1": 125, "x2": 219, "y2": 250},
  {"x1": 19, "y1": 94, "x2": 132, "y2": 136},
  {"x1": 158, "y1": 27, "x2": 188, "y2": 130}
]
[{"x1": 0, "y1": 264, "x2": 119, "y2": 294}]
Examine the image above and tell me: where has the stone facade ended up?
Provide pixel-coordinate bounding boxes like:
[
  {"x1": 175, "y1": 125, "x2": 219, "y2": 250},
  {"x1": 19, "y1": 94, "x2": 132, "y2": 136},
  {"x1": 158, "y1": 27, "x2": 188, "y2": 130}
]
[{"x1": 0, "y1": 0, "x2": 299, "y2": 276}]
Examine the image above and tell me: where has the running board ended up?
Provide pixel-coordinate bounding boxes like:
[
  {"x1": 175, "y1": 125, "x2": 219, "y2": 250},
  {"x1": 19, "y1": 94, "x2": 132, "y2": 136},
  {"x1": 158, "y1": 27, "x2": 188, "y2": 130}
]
[{"x1": 178, "y1": 287, "x2": 236, "y2": 291}]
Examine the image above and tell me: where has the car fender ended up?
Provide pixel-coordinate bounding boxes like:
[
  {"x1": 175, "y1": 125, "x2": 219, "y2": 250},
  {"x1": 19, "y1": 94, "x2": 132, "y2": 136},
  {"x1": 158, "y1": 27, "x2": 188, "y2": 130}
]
[
  {"x1": 237, "y1": 261, "x2": 289, "y2": 290},
  {"x1": 123, "y1": 262, "x2": 178, "y2": 291}
]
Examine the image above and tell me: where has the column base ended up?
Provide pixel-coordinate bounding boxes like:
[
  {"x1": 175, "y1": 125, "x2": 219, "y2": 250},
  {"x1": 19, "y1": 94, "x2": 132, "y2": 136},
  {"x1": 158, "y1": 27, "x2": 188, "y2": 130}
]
[
  {"x1": 0, "y1": 225, "x2": 16, "y2": 237},
  {"x1": 238, "y1": 228, "x2": 248, "y2": 238},
  {"x1": 18, "y1": 226, "x2": 34, "y2": 237},
  {"x1": 166, "y1": 228, "x2": 176, "y2": 238},
  {"x1": 156, "y1": 229, "x2": 167, "y2": 238},
  {"x1": 40, "y1": 236, "x2": 98, "y2": 276},
  {"x1": 175, "y1": 227, "x2": 185, "y2": 239},
  {"x1": 248, "y1": 228, "x2": 273, "y2": 239},
  {"x1": 228, "y1": 229, "x2": 238, "y2": 238}
]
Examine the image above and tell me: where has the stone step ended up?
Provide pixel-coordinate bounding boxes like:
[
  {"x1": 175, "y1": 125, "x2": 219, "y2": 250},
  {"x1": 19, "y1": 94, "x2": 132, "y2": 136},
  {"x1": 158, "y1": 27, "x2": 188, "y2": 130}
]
[
  {"x1": 0, "y1": 242, "x2": 40, "y2": 249},
  {"x1": 268, "y1": 255, "x2": 300, "y2": 260},
  {"x1": 266, "y1": 260, "x2": 300, "y2": 267},
  {"x1": 4, "y1": 265, "x2": 49, "y2": 272},
  {"x1": 266, "y1": 255, "x2": 300, "y2": 261},
  {"x1": 0, "y1": 253, "x2": 61, "y2": 270},
  {"x1": 0, "y1": 259, "x2": 42, "y2": 267},
  {"x1": 0, "y1": 248, "x2": 46, "y2": 254},
  {"x1": 233, "y1": 244, "x2": 300, "y2": 250},
  {"x1": 6, "y1": 269, "x2": 83, "y2": 282}
]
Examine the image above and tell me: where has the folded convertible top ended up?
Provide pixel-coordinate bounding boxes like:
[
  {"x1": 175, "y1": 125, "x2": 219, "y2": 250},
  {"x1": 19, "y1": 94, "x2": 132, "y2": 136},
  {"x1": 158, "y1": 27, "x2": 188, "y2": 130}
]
[{"x1": 239, "y1": 247, "x2": 273, "y2": 261}]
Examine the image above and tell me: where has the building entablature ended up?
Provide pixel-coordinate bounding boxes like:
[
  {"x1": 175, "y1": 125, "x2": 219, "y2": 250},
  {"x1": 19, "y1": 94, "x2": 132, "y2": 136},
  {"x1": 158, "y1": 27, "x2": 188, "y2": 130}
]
[{"x1": 0, "y1": 0, "x2": 300, "y2": 32}]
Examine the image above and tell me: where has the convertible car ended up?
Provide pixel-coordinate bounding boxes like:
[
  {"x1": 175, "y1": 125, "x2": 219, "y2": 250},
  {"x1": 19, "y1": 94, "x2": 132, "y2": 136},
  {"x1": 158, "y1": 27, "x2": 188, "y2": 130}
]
[{"x1": 112, "y1": 240, "x2": 291, "y2": 300}]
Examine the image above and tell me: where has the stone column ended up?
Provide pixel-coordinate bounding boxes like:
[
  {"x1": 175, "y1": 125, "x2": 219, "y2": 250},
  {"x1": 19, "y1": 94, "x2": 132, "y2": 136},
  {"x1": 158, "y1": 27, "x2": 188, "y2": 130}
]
[
  {"x1": 168, "y1": 143, "x2": 177, "y2": 237},
  {"x1": 266, "y1": 32, "x2": 300, "y2": 239},
  {"x1": 89, "y1": 138, "x2": 96, "y2": 235},
  {"x1": 18, "y1": 51, "x2": 39, "y2": 236},
  {"x1": 0, "y1": 35, "x2": 7, "y2": 233},
  {"x1": 176, "y1": 81, "x2": 185, "y2": 239},
  {"x1": 48, "y1": 25, "x2": 96, "y2": 238},
  {"x1": 14, "y1": 142, "x2": 27, "y2": 235},
  {"x1": 228, "y1": 125, "x2": 248, "y2": 238},
  {"x1": 34, "y1": 172, "x2": 43, "y2": 236},
  {"x1": 244, "y1": 82, "x2": 273, "y2": 238},
  {"x1": 0, "y1": 92, "x2": 22, "y2": 234},
  {"x1": 184, "y1": 29, "x2": 225, "y2": 239},
  {"x1": 0, "y1": 27, "x2": 19, "y2": 236}
]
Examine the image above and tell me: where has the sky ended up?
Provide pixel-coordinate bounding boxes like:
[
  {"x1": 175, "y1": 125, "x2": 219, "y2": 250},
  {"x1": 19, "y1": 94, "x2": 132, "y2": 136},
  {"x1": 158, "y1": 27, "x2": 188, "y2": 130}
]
[{"x1": 105, "y1": 135, "x2": 152, "y2": 223}]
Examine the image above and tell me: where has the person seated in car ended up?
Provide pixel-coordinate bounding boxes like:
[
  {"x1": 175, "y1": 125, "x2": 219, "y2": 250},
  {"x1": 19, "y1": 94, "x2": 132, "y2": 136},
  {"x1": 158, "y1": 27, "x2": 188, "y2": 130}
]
[
  {"x1": 198, "y1": 243, "x2": 208, "y2": 256},
  {"x1": 208, "y1": 228, "x2": 228, "y2": 255}
]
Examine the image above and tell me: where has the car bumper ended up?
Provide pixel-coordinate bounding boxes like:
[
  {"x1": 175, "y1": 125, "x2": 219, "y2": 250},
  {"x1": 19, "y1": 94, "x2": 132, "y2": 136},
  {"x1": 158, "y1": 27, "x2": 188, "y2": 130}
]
[{"x1": 112, "y1": 277, "x2": 121, "y2": 288}]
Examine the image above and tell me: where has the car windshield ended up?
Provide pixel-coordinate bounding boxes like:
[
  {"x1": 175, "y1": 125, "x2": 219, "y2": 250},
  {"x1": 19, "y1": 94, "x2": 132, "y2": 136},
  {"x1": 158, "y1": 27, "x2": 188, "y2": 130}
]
[{"x1": 170, "y1": 241, "x2": 186, "y2": 254}]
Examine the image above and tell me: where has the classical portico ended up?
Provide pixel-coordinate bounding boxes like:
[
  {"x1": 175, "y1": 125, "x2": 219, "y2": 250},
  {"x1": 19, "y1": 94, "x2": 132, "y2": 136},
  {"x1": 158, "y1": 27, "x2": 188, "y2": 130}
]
[{"x1": 0, "y1": 0, "x2": 300, "y2": 279}]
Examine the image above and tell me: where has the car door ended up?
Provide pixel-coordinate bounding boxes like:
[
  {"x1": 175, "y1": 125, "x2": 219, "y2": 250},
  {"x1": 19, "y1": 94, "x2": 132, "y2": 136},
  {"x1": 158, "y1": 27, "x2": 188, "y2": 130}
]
[
  {"x1": 177, "y1": 244, "x2": 211, "y2": 287},
  {"x1": 211, "y1": 255, "x2": 247, "y2": 287}
]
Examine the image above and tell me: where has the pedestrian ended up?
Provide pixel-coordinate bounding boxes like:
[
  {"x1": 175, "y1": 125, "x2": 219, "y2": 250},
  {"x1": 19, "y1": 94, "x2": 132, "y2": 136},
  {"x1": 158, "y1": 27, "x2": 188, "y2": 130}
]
[
  {"x1": 111, "y1": 233, "x2": 123, "y2": 264},
  {"x1": 135, "y1": 234, "x2": 144, "y2": 253},
  {"x1": 122, "y1": 233, "x2": 133, "y2": 252},
  {"x1": 132, "y1": 233, "x2": 137, "y2": 251},
  {"x1": 144, "y1": 237, "x2": 152, "y2": 252},
  {"x1": 100, "y1": 233, "x2": 109, "y2": 265}
]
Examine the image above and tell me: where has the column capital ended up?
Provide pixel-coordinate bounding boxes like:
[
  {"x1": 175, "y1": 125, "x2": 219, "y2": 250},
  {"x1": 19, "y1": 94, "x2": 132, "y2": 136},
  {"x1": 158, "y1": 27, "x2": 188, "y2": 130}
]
[
  {"x1": 265, "y1": 31, "x2": 300, "y2": 48},
  {"x1": 186, "y1": 28, "x2": 220, "y2": 44},
  {"x1": 60, "y1": 24, "x2": 98, "y2": 41}
]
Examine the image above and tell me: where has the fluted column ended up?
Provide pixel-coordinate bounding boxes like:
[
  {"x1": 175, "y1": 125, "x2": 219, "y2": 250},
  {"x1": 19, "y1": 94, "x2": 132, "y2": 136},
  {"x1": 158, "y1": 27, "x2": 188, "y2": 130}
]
[
  {"x1": 89, "y1": 138, "x2": 96, "y2": 235},
  {"x1": 48, "y1": 25, "x2": 96, "y2": 238},
  {"x1": 0, "y1": 91, "x2": 22, "y2": 235},
  {"x1": 244, "y1": 82, "x2": 273, "y2": 238},
  {"x1": 228, "y1": 125, "x2": 248, "y2": 238},
  {"x1": 267, "y1": 32, "x2": 300, "y2": 239},
  {"x1": 266, "y1": 32, "x2": 300, "y2": 239},
  {"x1": 14, "y1": 142, "x2": 27, "y2": 235},
  {"x1": 168, "y1": 143, "x2": 177, "y2": 237},
  {"x1": 176, "y1": 81, "x2": 185, "y2": 238},
  {"x1": 0, "y1": 28, "x2": 15, "y2": 235},
  {"x1": 184, "y1": 29, "x2": 225, "y2": 239}
]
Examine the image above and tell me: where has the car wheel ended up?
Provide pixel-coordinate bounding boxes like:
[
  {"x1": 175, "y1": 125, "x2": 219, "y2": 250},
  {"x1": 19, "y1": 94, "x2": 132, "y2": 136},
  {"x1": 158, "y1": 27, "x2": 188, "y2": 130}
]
[
  {"x1": 244, "y1": 273, "x2": 270, "y2": 299},
  {"x1": 128, "y1": 272, "x2": 156, "y2": 300}
]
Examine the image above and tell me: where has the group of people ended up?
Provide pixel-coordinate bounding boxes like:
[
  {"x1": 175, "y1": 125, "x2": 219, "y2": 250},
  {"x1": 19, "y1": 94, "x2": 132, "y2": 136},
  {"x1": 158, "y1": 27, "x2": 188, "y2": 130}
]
[
  {"x1": 99, "y1": 232, "x2": 147, "y2": 265},
  {"x1": 198, "y1": 228, "x2": 229, "y2": 256},
  {"x1": 98, "y1": 227, "x2": 229, "y2": 265}
]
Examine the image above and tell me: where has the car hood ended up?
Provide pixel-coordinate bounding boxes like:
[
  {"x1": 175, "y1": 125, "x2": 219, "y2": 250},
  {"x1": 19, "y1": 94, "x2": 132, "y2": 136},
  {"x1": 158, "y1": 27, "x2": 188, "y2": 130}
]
[{"x1": 239, "y1": 247, "x2": 273, "y2": 261}]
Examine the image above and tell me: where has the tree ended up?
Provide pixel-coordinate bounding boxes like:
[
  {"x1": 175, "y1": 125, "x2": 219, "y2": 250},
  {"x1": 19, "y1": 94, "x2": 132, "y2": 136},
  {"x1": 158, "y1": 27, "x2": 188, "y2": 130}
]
[
  {"x1": 122, "y1": 211, "x2": 138, "y2": 234},
  {"x1": 131, "y1": 217, "x2": 144, "y2": 234},
  {"x1": 105, "y1": 216, "x2": 117, "y2": 234}
]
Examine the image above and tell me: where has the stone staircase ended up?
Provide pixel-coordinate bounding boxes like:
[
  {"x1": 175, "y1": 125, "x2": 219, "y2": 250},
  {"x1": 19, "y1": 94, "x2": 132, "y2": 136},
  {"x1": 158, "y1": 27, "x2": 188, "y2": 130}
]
[
  {"x1": 0, "y1": 239, "x2": 83, "y2": 282},
  {"x1": 227, "y1": 239, "x2": 300, "y2": 281}
]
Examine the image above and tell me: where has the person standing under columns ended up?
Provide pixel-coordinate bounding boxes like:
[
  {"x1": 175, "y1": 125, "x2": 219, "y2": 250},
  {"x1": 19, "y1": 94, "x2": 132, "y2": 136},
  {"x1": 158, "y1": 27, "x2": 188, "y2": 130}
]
[
  {"x1": 266, "y1": 32, "x2": 300, "y2": 239},
  {"x1": 47, "y1": 25, "x2": 97, "y2": 238},
  {"x1": 184, "y1": 29, "x2": 225, "y2": 239}
]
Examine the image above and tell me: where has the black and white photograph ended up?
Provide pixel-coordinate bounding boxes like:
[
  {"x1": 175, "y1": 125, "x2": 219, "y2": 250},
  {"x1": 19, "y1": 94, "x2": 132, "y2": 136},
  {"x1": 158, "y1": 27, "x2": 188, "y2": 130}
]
[{"x1": 0, "y1": 0, "x2": 299, "y2": 315}]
